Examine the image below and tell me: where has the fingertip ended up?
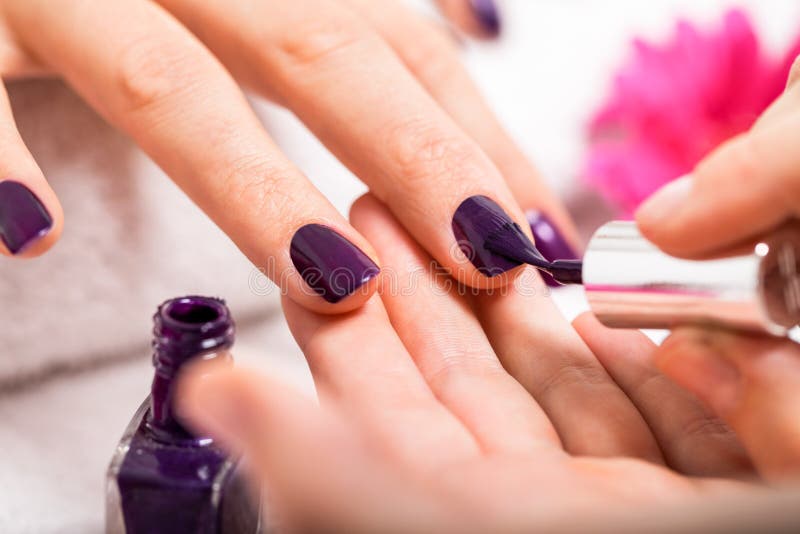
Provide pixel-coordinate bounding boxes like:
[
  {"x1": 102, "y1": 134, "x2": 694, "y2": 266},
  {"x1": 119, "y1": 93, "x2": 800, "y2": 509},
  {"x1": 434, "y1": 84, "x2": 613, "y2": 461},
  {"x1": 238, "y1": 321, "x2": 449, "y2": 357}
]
[
  {"x1": 635, "y1": 175, "x2": 696, "y2": 256},
  {"x1": 0, "y1": 179, "x2": 63, "y2": 258},
  {"x1": 571, "y1": 311, "x2": 602, "y2": 333},
  {"x1": 287, "y1": 221, "x2": 381, "y2": 314},
  {"x1": 655, "y1": 328, "x2": 742, "y2": 416},
  {"x1": 348, "y1": 192, "x2": 384, "y2": 226}
]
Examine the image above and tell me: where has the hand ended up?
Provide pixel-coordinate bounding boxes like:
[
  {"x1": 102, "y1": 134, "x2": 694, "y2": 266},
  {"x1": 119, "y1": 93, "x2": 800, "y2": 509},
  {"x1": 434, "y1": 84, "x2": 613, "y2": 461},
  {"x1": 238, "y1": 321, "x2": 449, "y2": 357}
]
[
  {"x1": 177, "y1": 195, "x2": 759, "y2": 533},
  {"x1": 0, "y1": 0, "x2": 573, "y2": 312},
  {"x1": 636, "y1": 55, "x2": 800, "y2": 481}
]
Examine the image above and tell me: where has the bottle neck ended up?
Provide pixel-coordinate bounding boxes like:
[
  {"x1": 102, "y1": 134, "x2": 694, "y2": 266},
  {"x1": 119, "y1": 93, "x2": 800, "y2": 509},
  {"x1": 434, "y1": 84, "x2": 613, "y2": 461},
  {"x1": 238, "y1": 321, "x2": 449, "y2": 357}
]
[{"x1": 147, "y1": 296, "x2": 235, "y2": 443}]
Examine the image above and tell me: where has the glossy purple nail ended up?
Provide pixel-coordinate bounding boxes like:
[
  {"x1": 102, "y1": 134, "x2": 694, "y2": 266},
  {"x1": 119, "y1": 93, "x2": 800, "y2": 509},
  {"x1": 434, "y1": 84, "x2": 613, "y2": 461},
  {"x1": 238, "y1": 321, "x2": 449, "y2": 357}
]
[
  {"x1": 527, "y1": 210, "x2": 578, "y2": 286},
  {"x1": 0, "y1": 180, "x2": 52, "y2": 254},
  {"x1": 470, "y1": 0, "x2": 501, "y2": 37},
  {"x1": 452, "y1": 195, "x2": 536, "y2": 277},
  {"x1": 290, "y1": 224, "x2": 380, "y2": 303}
]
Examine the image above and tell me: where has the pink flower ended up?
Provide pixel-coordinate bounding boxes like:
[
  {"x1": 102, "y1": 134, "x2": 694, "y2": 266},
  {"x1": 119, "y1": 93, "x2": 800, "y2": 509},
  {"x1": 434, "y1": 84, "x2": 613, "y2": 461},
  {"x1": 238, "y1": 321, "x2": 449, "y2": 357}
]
[{"x1": 584, "y1": 9, "x2": 800, "y2": 218}]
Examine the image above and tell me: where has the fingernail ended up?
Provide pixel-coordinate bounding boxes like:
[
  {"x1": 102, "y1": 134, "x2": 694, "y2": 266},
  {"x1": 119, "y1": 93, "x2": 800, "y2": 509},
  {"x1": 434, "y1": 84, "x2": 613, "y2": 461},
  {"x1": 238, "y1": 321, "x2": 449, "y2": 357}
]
[
  {"x1": 526, "y1": 210, "x2": 578, "y2": 287},
  {"x1": 452, "y1": 195, "x2": 531, "y2": 277},
  {"x1": 290, "y1": 224, "x2": 380, "y2": 303},
  {"x1": 636, "y1": 175, "x2": 692, "y2": 226},
  {"x1": 0, "y1": 180, "x2": 53, "y2": 255},
  {"x1": 469, "y1": 0, "x2": 502, "y2": 37}
]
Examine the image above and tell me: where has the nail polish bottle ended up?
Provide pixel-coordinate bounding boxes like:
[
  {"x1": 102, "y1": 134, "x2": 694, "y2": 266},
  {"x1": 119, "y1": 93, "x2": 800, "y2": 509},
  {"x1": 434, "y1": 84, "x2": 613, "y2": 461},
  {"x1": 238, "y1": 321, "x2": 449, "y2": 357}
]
[{"x1": 106, "y1": 296, "x2": 261, "y2": 534}]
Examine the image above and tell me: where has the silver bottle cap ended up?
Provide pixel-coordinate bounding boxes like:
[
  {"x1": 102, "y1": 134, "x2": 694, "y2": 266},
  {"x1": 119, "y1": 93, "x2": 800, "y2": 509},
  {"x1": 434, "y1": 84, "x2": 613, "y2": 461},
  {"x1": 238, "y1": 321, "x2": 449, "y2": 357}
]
[{"x1": 583, "y1": 221, "x2": 800, "y2": 335}]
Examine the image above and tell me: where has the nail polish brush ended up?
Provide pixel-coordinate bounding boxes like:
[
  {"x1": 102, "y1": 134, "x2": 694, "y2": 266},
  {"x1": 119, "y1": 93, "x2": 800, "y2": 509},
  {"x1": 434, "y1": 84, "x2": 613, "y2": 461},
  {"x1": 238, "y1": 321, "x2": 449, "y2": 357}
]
[{"x1": 486, "y1": 220, "x2": 800, "y2": 335}]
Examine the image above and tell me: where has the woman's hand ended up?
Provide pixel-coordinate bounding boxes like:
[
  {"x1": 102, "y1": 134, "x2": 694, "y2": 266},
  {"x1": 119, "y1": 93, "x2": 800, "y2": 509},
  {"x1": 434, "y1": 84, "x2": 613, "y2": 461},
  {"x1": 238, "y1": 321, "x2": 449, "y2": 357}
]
[
  {"x1": 177, "y1": 195, "x2": 759, "y2": 533},
  {"x1": 0, "y1": 0, "x2": 574, "y2": 312},
  {"x1": 636, "y1": 55, "x2": 800, "y2": 482}
]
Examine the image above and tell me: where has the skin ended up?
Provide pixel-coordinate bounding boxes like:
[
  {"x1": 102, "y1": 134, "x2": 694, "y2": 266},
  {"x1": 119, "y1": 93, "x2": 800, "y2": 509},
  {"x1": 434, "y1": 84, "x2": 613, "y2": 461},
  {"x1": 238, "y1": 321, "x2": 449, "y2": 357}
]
[
  {"x1": 635, "y1": 53, "x2": 800, "y2": 485},
  {"x1": 175, "y1": 61, "x2": 800, "y2": 530},
  {"x1": 177, "y1": 195, "x2": 773, "y2": 533},
  {"x1": 0, "y1": 0, "x2": 576, "y2": 313}
]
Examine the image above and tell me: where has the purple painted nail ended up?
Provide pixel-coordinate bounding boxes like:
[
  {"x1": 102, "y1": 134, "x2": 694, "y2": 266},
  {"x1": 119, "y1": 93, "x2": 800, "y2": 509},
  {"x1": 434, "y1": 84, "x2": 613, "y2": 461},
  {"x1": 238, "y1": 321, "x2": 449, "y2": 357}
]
[
  {"x1": 470, "y1": 0, "x2": 501, "y2": 37},
  {"x1": 290, "y1": 224, "x2": 380, "y2": 303},
  {"x1": 0, "y1": 180, "x2": 52, "y2": 255},
  {"x1": 526, "y1": 210, "x2": 578, "y2": 286},
  {"x1": 452, "y1": 195, "x2": 534, "y2": 277}
]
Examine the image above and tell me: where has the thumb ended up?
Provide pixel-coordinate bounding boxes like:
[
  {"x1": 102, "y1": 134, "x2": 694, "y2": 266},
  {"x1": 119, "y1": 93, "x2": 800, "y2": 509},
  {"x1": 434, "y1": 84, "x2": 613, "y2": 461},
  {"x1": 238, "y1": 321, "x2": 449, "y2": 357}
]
[
  {"x1": 176, "y1": 364, "x2": 451, "y2": 533},
  {"x1": 655, "y1": 328, "x2": 800, "y2": 483},
  {"x1": 636, "y1": 78, "x2": 800, "y2": 258}
]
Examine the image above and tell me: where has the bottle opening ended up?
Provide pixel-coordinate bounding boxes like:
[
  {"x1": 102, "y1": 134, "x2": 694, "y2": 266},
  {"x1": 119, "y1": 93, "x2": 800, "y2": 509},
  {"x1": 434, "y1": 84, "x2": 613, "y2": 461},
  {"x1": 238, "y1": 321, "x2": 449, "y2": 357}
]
[
  {"x1": 165, "y1": 299, "x2": 221, "y2": 325},
  {"x1": 160, "y1": 296, "x2": 229, "y2": 333}
]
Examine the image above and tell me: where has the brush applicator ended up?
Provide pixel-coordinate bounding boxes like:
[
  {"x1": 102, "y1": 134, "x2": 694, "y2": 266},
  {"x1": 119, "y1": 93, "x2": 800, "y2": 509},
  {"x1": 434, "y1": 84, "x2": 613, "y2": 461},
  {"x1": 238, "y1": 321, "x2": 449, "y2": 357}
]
[{"x1": 486, "y1": 220, "x2": 800, "y2": 335}]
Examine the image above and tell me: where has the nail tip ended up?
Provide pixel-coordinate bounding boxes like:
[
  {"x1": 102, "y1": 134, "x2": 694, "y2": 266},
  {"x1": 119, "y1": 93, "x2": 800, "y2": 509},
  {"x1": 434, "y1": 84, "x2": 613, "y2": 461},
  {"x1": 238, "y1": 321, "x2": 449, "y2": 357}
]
[
  {"x1": 0, "y1": 180, "x2": 54, "y2": 256},
  {"x1": 470, "y1": 0, "x2": 502, "y2": 36},
  {"x1": 6, "y1": 224, "x2": 53, "y2": 255},
  {"x1": 290, "y1": 223, "x2": 380, "y2": 304},
  {"x1": 453, "y1": 195, "x2": 527, "y2": 276}
]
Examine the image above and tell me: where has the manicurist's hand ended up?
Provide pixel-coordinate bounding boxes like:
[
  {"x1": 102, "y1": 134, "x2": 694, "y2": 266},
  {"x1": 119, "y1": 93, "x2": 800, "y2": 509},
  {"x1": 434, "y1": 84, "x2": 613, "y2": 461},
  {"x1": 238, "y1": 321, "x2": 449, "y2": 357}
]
[
  {"x1": 636, "y1": 55, "x2": 800, "y2": 481},
  {"x1": 0, "y1": 0, "x2": 575, "y2": 311},
  {"x1": 176, "y1": 195, "x2": 768, "y2": 533}
]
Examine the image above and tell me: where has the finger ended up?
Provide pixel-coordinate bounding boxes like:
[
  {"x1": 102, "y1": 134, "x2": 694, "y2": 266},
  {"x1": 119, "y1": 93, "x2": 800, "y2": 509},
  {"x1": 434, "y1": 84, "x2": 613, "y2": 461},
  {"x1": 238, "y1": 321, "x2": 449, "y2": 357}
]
[
  {"x1": 158, "y1": 0, "x2": 535, "y2": 290},
  {"x1": 788, "y1": 54, "x2": 800, "y2": 89},
  {"x1": 655, "y1": 328, "x2": 800, "y2": 482},
  {"x1": 177, "y1": 365, "x2": 450, "y2": 533},
  {"x1": 432, "y1": 0, "x2": 503, "y2": 39},
  {"x1": 573, "y1": 313, "x2": 752, "y2": 477},
  {"x1": 636, "y1": 110, "x2": 800, "y2": 258},
  {"x1": 751, "y1": 63, "x2": 800, "y2": 131},
  {"x1": 351, "y1": 194, "x2": 563, "y2": 455},
  {"x1": 282, "y1": 295, "x2": 481, "y2": 469},
  {"x1": 0, "y1": 82, "x2": 61, "y2": 257},
  {"x1": 473, "y1": 283, "x2": 663, "y2": 462},
  {"x1": 343, "y1": 0, "x2": 579, "y2": 248},
  {"x1": 5, "y1": 0, "x2": 380, "y2": 312}
]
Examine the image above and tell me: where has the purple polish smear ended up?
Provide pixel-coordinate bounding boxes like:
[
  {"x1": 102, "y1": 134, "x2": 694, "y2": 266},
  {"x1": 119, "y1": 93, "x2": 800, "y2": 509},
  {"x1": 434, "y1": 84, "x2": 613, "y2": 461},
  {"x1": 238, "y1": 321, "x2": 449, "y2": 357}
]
[{"x1": 107, "y1": 296, "x2": 261, "y2": 534}]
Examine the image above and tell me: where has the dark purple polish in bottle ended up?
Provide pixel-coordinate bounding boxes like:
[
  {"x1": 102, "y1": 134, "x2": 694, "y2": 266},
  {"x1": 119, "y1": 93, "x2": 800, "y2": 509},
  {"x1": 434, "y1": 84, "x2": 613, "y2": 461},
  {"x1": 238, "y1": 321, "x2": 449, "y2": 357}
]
[{"x1": 106, "y1": 296, "x2": 261, "y2": 534}]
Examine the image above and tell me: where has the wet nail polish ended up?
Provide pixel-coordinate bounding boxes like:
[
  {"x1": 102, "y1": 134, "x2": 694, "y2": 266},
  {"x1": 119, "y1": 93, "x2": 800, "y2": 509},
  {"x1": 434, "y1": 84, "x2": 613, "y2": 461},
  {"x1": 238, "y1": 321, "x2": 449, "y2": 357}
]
[
  {"x1": 452, "y1": 195, "x2": 539, "y2": 277},
  {"x1": 0, "y1": 180, "x2": 52, "y2": 254},
  {"x1": 107, "y1": 296, "x2": 261, "y2": 534},
  {"x1": 290, "y1": 224, "x2": 380, "y2": 303},
  {"x1": 526, "y1": 210, "x2": 579, "y2": 286},
  {"x1": 469, "y1": 0, "x2": 501, "y2": 37}
]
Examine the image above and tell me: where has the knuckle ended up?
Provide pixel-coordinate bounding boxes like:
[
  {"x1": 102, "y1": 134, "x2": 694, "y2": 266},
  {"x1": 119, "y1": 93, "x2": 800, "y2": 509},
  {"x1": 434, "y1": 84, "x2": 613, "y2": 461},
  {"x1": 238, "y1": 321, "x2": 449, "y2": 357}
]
[
  {"x1": 535, "y1": 361, "x2": 609, "y2": 398},
  {"x1": 271, "y1": 16, "x2": 369, "y2": 69},
  {"x1": 222, "y1": 153, "x2": 297, "y2": 224},
  {"x1": 426, "y1": 347, "x2": 504, "y2": 391},
  {"x1": 116, "y1": 34, "x2": 208, "y2": 114},
  {"x1": 676, "y1": 414, "x2": 732, "y2": 446},
  {"x1": 383, "y1": 116, "x2": 483, "y2": 196}
]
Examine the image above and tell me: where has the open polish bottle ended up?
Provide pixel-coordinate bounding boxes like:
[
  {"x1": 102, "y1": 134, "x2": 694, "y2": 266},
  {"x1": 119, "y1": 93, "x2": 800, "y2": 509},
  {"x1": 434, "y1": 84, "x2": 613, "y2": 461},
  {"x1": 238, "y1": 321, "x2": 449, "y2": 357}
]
[{"x1": 106, "y1": 296, "x2": 261, "y2": 534}]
